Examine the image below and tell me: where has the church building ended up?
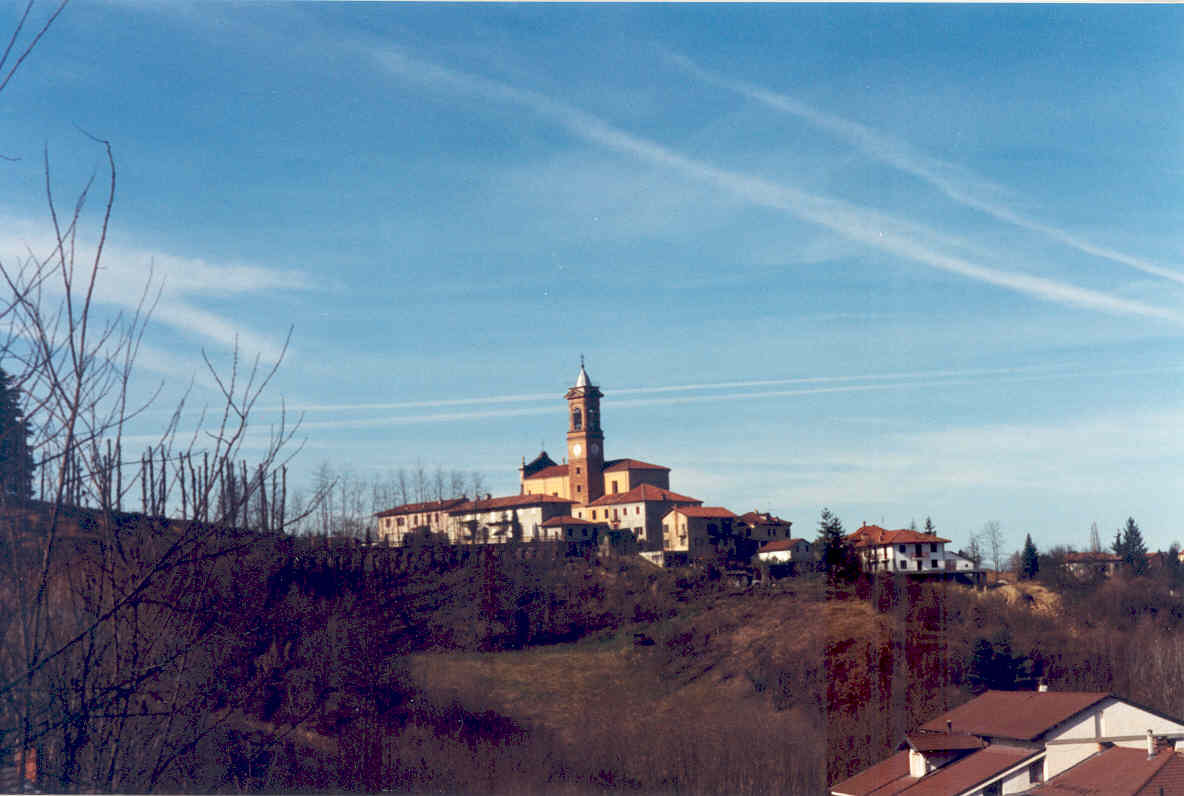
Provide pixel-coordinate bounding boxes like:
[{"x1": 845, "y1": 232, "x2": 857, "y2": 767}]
[{"x1": 375, "y1": 361, "x2": 785, "y2": 554}]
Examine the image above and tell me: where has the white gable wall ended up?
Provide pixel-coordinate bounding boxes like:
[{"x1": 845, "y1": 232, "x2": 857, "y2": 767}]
[{"x1": 1043, "y1": 698, "x2": 1184, "y2": 778}]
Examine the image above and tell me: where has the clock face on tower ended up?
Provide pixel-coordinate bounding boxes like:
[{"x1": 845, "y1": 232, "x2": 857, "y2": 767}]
[{"x1": 571, "y1": 443, "x2": 582, "y2": 457}]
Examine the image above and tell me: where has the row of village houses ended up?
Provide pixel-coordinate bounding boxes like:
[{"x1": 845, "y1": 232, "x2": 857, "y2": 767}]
[{"x1": 373, "y1": 490, "x2": 980, "y2": 575}]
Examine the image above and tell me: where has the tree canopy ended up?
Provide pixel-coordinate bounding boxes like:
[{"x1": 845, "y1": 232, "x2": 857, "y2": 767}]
[
  {"x1": 0, "y1": 368, "x2": 34, "y2": 502},
  {"x1": 1113, "y1": 517, "x2": 1148, "y2": 576},
  {"x1": 1019, "y1": 534, "x2": 1039, "y2": 581}
]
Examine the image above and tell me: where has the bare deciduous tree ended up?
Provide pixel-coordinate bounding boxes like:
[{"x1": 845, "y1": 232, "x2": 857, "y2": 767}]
[
  {"x1": 981, "y1": 520, "x2": 1005, "y2": 574},
  {"x1": 0, "y1": 135, "x2": 311, "y2": 792}
]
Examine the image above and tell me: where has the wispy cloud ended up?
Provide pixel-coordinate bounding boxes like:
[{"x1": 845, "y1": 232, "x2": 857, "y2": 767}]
[
  {"x1": 0, "y1": 219, "x2": 310, "y2": 360},
  {"x1": 368, "y1": 47, "x2": 1184, "y2": 326},
  {"x1": 665, "y1": 51, "x2": 1184, "y2": 287}
]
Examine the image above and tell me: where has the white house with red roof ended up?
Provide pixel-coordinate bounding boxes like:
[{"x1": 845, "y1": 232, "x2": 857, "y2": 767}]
[
  {"x1": 849, "y1": 524, "x2": 978, "y2": 577},
  {"x1": 757, "y1": 538, "x2": 814, "y2": 565},
  {"x1": 831, "y1": 688, "x2": 1184, "y2": 796}
]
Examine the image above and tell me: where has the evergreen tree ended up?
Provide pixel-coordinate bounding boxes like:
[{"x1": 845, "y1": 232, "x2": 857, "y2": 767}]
[
  {"x1": 817, "y1": 508, "x2": 856, "y2": 578},
  {"x1": 924, "y1": 516, "x2": 936, "y2": 535},
  {"x1": 1019, "y1": 534, "x2": 1039, "y2": 580},
  {"x1": 0, "y1": 368, "x2": 33, "y2": 502},
  {"x1": 1113, "y1": 517, "x2": 1148, "y2": 576}
]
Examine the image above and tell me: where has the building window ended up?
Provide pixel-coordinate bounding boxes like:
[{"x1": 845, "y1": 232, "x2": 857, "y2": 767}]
[
  {"x1": 983, "y1": 781, "x2": 1002, "y2": 796},
  {"x1": 592, "y1": 510, "x2": 597, "y2": 520},
  {"x1": 576, "y1": 466, "x2": 581, "y2": 474},
  {"x1": 915, "y1": 543, "x2": 922, "y2": 556},
  {"x1": 1028, "y1": 761, "x2": 1043, "y2": 784},
  {"x1": 899, "y1": 560, "x2": 907, "y2": 570},
  {"x1": 572, "y1": 408, "x2": 582, "y2": 431},
  {"x1": 612, "y1": 481, "x2": 619, "y2": 493},
  {"x1": 635, "y1": 507, "x2": 640, "y2": 514},
  {"x1": 931, "y1": 560, "x2": 938, "y2": 568},
  {"x1": 576, "y1": 485, "x2": 582, "y2": 493},
  {"x1": 930, "y1": 543, "x2": 938, "y2": 553},
  {"x1": 898, "y1": 544, "x2": 906, "y2": 553}
]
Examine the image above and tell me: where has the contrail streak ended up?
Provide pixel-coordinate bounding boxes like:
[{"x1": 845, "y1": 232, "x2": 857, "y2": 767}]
[
  {"x1": 369, "y1": 47, "x2": 1184, "y2": 326},
  {"x1": 665, "y1": 51, "x2": 1184, "y2": 286}
]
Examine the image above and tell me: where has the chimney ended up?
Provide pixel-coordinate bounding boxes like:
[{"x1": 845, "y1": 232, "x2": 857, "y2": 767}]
[{"x1": 1147, "y1": 729, "x2": 1156, "y2": 759}]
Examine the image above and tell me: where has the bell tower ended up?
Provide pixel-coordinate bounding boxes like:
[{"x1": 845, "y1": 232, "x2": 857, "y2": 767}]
[{"x1": 565, "y1": 357, "x2": 604, "y2": 505}]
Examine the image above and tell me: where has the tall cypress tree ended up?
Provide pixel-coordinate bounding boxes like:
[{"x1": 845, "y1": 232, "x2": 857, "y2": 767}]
[
  {"x1": 1019, "y1": 534, "x2": 1039, "y2": 580},
  {"x1": 0, "y1": 368, "x2": 33, "y2": 502}
]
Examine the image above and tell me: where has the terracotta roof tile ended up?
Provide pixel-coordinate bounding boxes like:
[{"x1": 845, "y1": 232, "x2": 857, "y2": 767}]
[
  {"x1": 672, "y1": 506, "x2": 738, "y2": 519},
  {"x1": 740, "y1": 510, "x2": 792, "y2": 526},
  {"x1": 603, "y1": 458, "x2": 670, "y2": 472},
  {"x1": 904, "y1": 731, "x2": 987, "y2": 753},
  {"x1": 540, "y1": 515, "x2": 600, "y2": 527},
  {"x1": 522, "y1": 463, "x2": 569, "y2": 480},
  {"x1": 586, "y1": 484, "x2": 701, "y2": 507},
  {"x1": 450, "y1": 494, "x2": 575, "y2": 513},
  {"x1": 849, "y1": 524, "x2": 952, "y2": 547},
  {"x1": 897, "y1": 745, "x2": 1037, "y2": 796},
  {"x1": 831, "y1": 750, "x2": 912, "y2": 796},
  {"x1": 919, "y1": 691, "x2": 1109, "y2": 741},
  {"x1": 758, "y1": 539, "x2": 808, "y2": 553},
  {"x1": 1030, "y1": 747, "x2": 1180, "y2": 796},
  {"x1": 375, "y1": 497, "x2": 468, "y2": 517},
  {"x1": 1063, "y1": 551, "x2": 1121, "y2": 563}
]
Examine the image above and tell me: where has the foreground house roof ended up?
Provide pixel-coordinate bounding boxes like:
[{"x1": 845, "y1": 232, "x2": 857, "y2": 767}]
[
  {"x1": 918, "y1": 690, "x2": 1108, "y2": 741},
  {"x1": 832, "y1": 745, "x2": 1037, "y2": 796},
  {"x1": 1029, "y1": 746, "x2": 1184, "y2": 795}
]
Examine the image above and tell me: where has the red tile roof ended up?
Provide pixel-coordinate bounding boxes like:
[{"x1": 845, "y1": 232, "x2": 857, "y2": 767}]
[
  {"x1": 602, "y1": 458, "x2": 670, "y2": 472},
  {"x1": 849, "y1": 524, "x2": 952, "y2": 547},
  {"x1": 1030, "y1": 747, "x2": 1183, "y2": 796},
  {"x1": 1063, "y1": 551, "x2": 1121, "y2": 563},
  {"x1": 904, "y1": 731, "x2": 987, "y2": 753},
  {"x1": 919, "y1": 691, "x2": 1109, "y2": 741},
  {"x1": 375, "y1": 497, "x2": 469, "y2": 517},
  {"x1": 450, "y1": 494, "x2": 575, "y2": 513},
  {"x1": 896, "y1": 745, "x2": 1037, "y2": 796},
  {"x1": 586, "y1": 484, "x2": 701, "y2": 507},
  {"x1": 758, "y1": 539, "x2": 808, "y2": 553},
  {"x1": 522, "y1": 463, "x2": 569, "y2": 480},
  {"x1": 830, "y1": 750, "x2": 911, "y2": 796},
  {"x1": 670, "y1": 506, "x2": 737, "y2": 519},
  {"x1": 540, "y1": 515, "x2": 599, "y2": 527},
  {"x1": 740, "y1": 510, "x2": 792, "y2": 526}
]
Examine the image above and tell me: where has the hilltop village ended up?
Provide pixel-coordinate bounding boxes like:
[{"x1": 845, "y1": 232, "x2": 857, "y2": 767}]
[{"x1": 374, "y1": 363, "x2": 979, "y2": 578}]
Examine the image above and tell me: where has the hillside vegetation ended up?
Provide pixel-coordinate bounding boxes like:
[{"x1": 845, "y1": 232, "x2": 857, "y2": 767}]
[{"x1": 8, "y1": 532, "x2": 1184, "y2": 793}]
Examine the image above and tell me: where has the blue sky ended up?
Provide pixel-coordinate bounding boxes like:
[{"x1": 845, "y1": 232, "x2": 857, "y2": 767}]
[{"x1": 2, "y1": 3, "x2": 1182, "y2": 554}]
